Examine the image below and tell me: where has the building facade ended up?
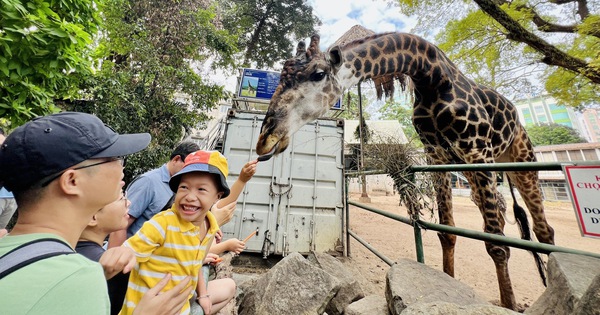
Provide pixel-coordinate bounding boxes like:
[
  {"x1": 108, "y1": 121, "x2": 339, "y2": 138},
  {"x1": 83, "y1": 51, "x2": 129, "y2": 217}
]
[{"x1": 513, "y1": 95, "x2": 584, "y2": 134}]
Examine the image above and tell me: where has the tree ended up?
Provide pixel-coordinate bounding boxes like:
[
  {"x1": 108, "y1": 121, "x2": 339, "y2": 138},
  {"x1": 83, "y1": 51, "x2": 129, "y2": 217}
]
[
  {"x1": 337, "y1": 90, "x2": 372, "y2": 120},
  {"x1": 379, "y1": 95, "x2": 422, "y2": 144},
  {"x1": 0, "y1": 0, "x2": 100, "y2": 126},
  {"x1": 220, "y1": 0, "x2": 321, "y2": 69},
  {"x1": 526, "y1": 123, "x2": 587, "y2": 146},
  {"x1": 395, "y1": 0, "x2": 600, "y2": 107},
  {"x1": 63, "y1": 0, "x2": 237, "y2": 182}
]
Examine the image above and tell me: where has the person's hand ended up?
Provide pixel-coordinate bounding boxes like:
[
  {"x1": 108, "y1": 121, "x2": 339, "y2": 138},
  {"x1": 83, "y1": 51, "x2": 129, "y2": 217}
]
[
  {"x1": 239, "y1": 160, "x2": 258, "y2": 183},
  {"x1": 99, "y1": 246, "x2": 137, "y2": 279},
  {"x1": 197, "y1": 294, "x2": 212, "y2": 315},
  {"x1": 0, "y1": 229, "x2": 7, "y2": 238},
  {"x1": 225, "y1": 238, "x2": 246, "y2": 254},
  {"x1": 133, "y1": 274, "x2": 192, "y2": 315},
  {"x1": 215, "y1": 229, "x2": 223, "y2": 244},
  {"x1": 203, "y1": 253, "x2": 220, "y2": 265},
  {"x1": 212, "y1": 201, "x2": 236, "y2": 226}
]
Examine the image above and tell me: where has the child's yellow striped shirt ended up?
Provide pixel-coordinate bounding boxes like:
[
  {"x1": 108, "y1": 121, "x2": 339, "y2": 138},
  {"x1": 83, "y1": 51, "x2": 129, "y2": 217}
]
[{"x1": 119, "y1": 209, "x2": 218, "y2": 315}]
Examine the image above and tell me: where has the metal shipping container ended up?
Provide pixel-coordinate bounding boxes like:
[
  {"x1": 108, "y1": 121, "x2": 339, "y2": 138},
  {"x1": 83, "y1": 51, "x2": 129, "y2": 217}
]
[{"x1": 220, "y1": 110, "x2": 346, "y2": 257}]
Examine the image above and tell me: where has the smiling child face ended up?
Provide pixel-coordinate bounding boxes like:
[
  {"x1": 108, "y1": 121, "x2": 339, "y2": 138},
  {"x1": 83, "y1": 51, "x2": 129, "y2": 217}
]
[{"x1": 174, "y1": 172, "x2": 222, "y2": 223}]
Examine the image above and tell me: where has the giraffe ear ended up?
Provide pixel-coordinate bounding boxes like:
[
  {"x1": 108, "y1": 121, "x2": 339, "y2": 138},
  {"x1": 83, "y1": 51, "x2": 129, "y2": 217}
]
[{"x1": 328, "y1": 46, "x2": 342, "y2": 68}]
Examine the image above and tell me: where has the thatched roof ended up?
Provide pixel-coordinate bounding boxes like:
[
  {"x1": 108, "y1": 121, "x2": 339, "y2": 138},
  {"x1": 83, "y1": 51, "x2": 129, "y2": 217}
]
[{"x1": 328, "y1": 25, "x2": 375, "y2": 50}]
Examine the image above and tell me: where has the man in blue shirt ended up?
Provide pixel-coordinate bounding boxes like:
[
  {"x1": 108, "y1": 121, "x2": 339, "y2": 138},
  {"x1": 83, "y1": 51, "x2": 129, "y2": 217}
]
[
  {"x1": 108, "y1": 141, "x2": 199, "y2": 247},
  {"x1": 0, "y1": 128, "x2": 16, "y2": 229}
]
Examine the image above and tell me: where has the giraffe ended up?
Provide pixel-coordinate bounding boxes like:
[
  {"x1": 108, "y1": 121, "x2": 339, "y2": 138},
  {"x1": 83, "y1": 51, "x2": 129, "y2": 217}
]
[{"x1": 255, "y1": 33, "x2": 555, "y2": 310}]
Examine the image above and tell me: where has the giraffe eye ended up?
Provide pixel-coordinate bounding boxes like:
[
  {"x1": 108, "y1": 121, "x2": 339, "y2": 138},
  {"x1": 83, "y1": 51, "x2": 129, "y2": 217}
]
[{"x1": 310, "y1": 71, "x2": 326, "y2": 82}]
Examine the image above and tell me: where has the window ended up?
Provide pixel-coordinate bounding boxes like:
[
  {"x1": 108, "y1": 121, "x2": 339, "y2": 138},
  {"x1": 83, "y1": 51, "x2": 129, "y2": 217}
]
[
  {"x1": 568, "y1": 150, "x2": 583, "y2": 161},
  {"x1": 582, "y1": 149, "x2": 598, "y2": 160},
  {"x1": 555, "y1": 151, "x2": 569, "y2": 161}
]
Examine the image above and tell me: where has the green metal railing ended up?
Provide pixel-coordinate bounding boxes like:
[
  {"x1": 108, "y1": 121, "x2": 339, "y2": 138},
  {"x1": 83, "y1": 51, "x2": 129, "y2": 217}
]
[{"x1": 344, "y1": 161, "x2": 600, "y2": 266}]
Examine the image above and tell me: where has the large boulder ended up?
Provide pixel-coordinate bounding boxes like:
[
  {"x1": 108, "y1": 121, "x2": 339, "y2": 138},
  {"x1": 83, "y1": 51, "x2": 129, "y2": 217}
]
[
  {"x1": 307, "y1": 251, "x2": 365, "y2": 315},
  {"x1": 237, "y1": 252, "x2": 341, "y2": 315},
  {"x1": 526, "y1": 252, "x2": 600, "y2": 315},
  {"x1": 386, "y1": 259, "x2": 488, "y2": 315},
  {"x1": 344, "y1": 295, "x2": 389, "y2": 315},
  {"x1": 401, "y1": 302, "x2": 520, "y2": 315}
]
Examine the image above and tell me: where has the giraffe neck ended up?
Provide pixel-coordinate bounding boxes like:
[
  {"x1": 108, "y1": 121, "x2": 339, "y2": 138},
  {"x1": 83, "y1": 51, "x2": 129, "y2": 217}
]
[{"x1": 335, "y1": 33, "x2": 457, "y2": 91}]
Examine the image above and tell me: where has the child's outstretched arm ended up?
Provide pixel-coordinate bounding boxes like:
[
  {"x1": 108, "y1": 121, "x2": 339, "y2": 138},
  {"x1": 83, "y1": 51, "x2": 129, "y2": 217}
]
[
  {"x1": 209, "y1": 237, "x2": 245, "y2": 255},
  {"x1": 215, "y1": 159, "x2": 257, "y2": 209},
  {"x1": 197, "y1": 271, "x2": 212, "y2": 315}
]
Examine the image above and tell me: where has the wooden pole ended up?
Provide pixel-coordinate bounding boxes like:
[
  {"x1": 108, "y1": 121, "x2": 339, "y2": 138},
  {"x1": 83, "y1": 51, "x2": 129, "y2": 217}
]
[{"x1": 357, "y1": 83, "x2": 370, "y2": 203}]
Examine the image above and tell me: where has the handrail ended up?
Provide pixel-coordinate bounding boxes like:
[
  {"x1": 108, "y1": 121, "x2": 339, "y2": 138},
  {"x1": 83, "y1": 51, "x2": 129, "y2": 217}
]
[
  {"x1": 345, "y1": 160, "x2": 600, "y2": 265},
  {"x1": 348, "y1": 200, "x2": 600, "y2": 260},
  {"x1": 345, "y1": 161, "x2": 600, "y2": 177},
  {"x1": 199, "y1": 117, "x2": 226, "y2": 150}
]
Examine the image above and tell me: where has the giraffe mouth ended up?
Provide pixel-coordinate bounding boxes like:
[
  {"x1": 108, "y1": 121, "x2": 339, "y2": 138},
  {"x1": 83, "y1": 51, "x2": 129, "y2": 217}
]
[{"x1": 257, "y1": 143, "x2": 280, "y2": 162}]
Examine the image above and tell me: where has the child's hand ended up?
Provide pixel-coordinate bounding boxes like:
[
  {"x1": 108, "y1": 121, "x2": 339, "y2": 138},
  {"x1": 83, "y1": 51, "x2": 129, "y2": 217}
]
[
  {"x1": 99, "y1": 246, "x2": 136, "y2": 279},
  {"x1": 203, "y1": 253, "x2": 220, "y2": 265},
  {"x1": 198, "y1": 294, "x2": 212, "y2": 315},
  {"x1": 225, "y1": 238, "x2": 246, "y2": 254},
  {"x1": 215, "y1": 229, "x2": 223, "y2": 244},
  {"x1": 239, "y1": 160, "x2": 258, "y2": 183},
  {"x1": 212, "y1": 201, "x2": 236, "y2": 226},
  {"x1": 134, "y1": 274, "x2": 192, "y2": 315}
]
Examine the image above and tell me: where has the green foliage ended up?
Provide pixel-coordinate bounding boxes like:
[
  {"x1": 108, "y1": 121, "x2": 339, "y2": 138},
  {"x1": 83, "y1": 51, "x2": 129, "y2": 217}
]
[
  {"x1": 337, "y1": 90, "x2": 371, "y2": 120},
  {"x1": 525, "y1": 123, "x2": 587, "y2": 146},
  {"x1": 0, "y1": 0, "x2": 100, "y2": 125},
  {"x1": 220, "y1": 0, "x2": 321, "y2": 68},
  {"x1": 379, "y1": 95, "x2": 422, "y2": 145},
  {"x1": 63, "y1": 0, "x2": 238, "y2": 182},
  {"x1": 396, "y1": 0, "x2": 600, "y2": 106},
  {"x1": 354, "y1": 116, "x2": 371, "y2": 145}
]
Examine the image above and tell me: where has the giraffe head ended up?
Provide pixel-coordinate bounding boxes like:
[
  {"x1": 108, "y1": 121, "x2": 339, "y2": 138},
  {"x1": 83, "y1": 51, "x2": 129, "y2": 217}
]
[{"x1": 256, "y1": 35, "x2": 346, "y2": 156}]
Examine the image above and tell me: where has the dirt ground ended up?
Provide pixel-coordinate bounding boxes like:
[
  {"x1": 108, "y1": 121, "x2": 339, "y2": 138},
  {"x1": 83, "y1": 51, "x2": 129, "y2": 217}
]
[{"x1": 344, "y1": 191, "x2": 600, "y2": 311}]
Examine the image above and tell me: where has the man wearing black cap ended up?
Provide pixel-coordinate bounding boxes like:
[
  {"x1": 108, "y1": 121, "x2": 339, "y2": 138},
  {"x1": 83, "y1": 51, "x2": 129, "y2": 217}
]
[{"x1": 0, "y1": 112, "x2": 191, "y2": 315}]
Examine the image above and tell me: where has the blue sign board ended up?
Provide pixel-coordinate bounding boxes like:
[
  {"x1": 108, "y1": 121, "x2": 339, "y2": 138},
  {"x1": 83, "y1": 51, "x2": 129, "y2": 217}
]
[
  {"x1": 238, "y1": 68, "x2": 280, "y2": 101},
  {"x1": 238, "y1": 68, "x2": 343, "y2": 110}
]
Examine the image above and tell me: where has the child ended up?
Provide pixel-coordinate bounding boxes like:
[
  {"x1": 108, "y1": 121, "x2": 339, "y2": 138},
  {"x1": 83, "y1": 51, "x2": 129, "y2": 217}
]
[
  {"x1": 121, "y1": 150, "x2": 234, "y2": 315},
  {"x1": 76, "y1": 191, "x2": 134, "y2": 315}
]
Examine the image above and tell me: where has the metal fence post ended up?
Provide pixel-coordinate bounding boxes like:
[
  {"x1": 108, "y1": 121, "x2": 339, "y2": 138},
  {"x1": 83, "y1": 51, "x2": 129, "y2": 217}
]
[{"x1": 408, "y1": 171, "x2": 425, "y2": 263}]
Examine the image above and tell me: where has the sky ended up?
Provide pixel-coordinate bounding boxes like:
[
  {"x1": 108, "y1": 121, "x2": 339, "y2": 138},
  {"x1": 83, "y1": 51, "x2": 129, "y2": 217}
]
[
  {"x1": 308, "y1": 0, "x2": 416, "y2": 49},
  {"x1": 209, "y1": 0, "x2": 416, "y2": 111}
]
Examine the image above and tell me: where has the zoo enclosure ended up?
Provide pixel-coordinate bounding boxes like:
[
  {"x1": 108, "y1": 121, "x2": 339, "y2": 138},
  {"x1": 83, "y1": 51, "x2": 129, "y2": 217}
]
[{"x1": 345, "y1": 161, "x2": 600, "y2": 266}]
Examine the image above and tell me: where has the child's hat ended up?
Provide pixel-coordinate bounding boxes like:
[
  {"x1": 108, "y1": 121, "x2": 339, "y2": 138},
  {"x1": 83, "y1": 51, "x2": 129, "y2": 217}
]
[{"x1": 169, "y1": 150, "x2": 230, "y2": 197}]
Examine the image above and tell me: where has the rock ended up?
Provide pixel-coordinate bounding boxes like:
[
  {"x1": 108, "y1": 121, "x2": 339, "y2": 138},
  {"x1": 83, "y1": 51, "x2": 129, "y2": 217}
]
[
  {"x1": 573, "y1": 272, "x2": 600, "y2": 315},
  {"x1": 344, "y1": 295, "x2": 389, "y2": 315},
  {"x1": 307, "y1": 251, "x2": 365, "y2": 315},
  {"x1": 385, "y1": 259, "x2": 487, "y2": 315},
  {"x1": 526, "y1": 252, "x2": 600, "y2": 315},
  {"x1": 401, "y1": 302, "x2": 520, "y2": 315},
  {"x1": 238, "y1": 252, "x2": 341, "y2": 315}
]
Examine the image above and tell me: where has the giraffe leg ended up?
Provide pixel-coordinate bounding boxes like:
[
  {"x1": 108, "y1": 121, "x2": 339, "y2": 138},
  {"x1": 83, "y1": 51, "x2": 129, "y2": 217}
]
[
  {"x1": 505, "y1": 126, "x2": 555, "y2": 245},
  {"x1": 464, "y1": 170, "x2": 516, "y2": 310},
  {"x1": 435, "y1": 172, "x2": 456, "y2": 276},
  {"x1": 506, "y1": 171, "x2": 555, "y2": 245}
]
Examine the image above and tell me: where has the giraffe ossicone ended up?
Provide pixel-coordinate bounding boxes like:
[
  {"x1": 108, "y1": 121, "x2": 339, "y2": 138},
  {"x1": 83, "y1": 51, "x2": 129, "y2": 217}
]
[{"x1": 256, "y1": 32, "x2": 555, "y2": 311}]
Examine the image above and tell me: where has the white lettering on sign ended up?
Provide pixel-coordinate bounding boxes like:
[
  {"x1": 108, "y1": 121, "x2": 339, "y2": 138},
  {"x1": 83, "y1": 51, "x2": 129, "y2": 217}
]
[{"x1": 564, "y1": 165, "x2": 600, "y2": 239}]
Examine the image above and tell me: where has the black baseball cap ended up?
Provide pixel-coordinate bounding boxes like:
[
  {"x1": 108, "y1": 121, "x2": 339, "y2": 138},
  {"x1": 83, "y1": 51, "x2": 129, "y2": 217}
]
[{"x1": 0, "y1": 112, "x2": 151, "y2": 192}]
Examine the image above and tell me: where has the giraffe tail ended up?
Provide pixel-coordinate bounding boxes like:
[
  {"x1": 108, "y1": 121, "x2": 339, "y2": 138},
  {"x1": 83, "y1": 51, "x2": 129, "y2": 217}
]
[{"x1": 507, "y1": 177, "x2": 548, "y2": 287}]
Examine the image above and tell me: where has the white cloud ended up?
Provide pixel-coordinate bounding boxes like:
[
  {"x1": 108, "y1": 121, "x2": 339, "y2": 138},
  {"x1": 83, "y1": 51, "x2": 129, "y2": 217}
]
[{"x1": 308, "y1": 0, "x2": 416, "y2": 49}]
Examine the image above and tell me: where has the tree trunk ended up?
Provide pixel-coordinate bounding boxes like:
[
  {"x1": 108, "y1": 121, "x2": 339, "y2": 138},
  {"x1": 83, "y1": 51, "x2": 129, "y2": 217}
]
[{"x1": 242, "y1": 1, "x2": 274, "y2": 67}]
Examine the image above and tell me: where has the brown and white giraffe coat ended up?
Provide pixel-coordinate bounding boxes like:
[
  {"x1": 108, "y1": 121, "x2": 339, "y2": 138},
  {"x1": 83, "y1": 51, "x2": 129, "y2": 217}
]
[{"x1": 256, "y1": 32, "x2": 554, "y2": 310}]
